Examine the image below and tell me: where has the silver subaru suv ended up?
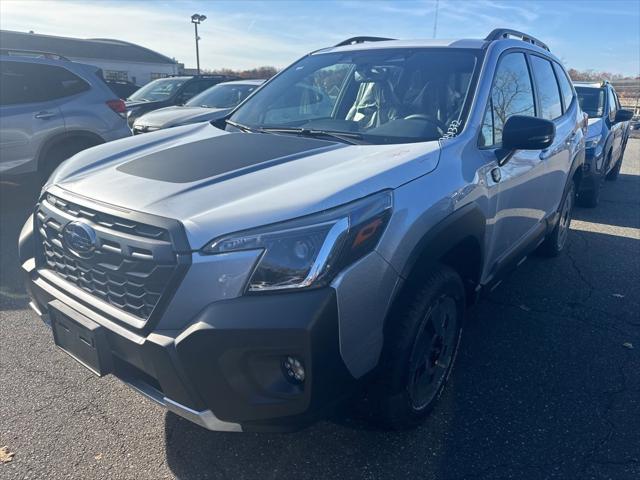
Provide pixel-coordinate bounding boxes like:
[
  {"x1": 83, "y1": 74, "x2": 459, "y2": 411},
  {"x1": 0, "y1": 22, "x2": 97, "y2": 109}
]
[
  {"x1": 20, "y1": 29, "x2": 585, "y2": 432},
  {"x1": 0, "y1": 51, "x2": 131, "y2": 182}
]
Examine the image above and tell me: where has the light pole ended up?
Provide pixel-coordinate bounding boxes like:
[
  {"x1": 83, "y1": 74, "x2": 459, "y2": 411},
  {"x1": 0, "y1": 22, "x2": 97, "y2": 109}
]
[
  {"x1": 191, "y1": 13, "x2": 206, "y2": 75},
  {"x1": 432, "y1": 0, "x2": 439, "y2": 39}
]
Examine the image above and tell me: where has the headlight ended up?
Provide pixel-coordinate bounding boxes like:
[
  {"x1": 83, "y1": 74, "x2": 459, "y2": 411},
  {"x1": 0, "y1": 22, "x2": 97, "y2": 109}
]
[
  {"x1": 203, "y1": 191, "x2": 393, "y2": 292},
  {"x1": 585, "y1": 135, "x2": 601, "y2": 149}
]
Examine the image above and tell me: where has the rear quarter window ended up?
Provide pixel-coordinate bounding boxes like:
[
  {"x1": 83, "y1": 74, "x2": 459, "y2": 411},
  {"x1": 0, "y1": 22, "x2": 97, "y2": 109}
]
[{"x1": 40, "y1": 65, "x2": 91, "y2": 99}]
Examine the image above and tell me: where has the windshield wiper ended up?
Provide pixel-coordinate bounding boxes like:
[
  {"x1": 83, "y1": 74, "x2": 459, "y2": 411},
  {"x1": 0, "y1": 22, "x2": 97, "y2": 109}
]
[
  {"x1": 260, "y1": 127, "x2": 365, "y2": 145},
  {"x1": 225, "y1": 119, "x2": 265, "y2": 133}
]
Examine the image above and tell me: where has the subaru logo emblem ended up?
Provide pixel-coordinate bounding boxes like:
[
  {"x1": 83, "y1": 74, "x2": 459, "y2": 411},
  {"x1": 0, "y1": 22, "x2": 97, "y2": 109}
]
[{"x1": 62, "y1": 221, "x2": 98, "y2": 257}]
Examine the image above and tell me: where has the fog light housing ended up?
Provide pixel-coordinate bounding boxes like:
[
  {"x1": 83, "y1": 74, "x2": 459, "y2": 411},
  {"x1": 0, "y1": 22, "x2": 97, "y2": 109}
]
[{"x1": 282, "y1": 356, "x2": 305, "y2": 384}]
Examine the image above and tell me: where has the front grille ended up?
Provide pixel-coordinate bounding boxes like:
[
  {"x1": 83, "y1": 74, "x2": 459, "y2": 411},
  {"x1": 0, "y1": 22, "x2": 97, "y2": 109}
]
[
  {"x1": 44, "y1": 194, "x2": 169, "y2": 241},
  {"x1": 36, "y1": 194, "x2": 178, "y2": 322}
]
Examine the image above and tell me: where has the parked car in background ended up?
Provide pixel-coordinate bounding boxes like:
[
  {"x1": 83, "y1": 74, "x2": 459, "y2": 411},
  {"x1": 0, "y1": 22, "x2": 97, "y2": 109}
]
[
  {"x1": 0, "y1": 51, "x2": 131, "y2": 182},
  {"x1": 125, "y1": 74, "x2": 239, "y2": 126},
  {"x1": 132, "y1": 79, "x2": 264, "y2": 134},
  {"x1": 21, "y1": 29, "x2": 585, "y2": 433},
  {"x1": 574, "y1": 81, "x2": 633, "y2": 206},
  {"x1": 105, "y1": 79, "x2": 140, "y2": 100}
]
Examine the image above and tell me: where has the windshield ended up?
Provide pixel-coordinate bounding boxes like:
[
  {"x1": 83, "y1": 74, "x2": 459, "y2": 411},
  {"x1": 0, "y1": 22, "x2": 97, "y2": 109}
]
[
  {"x1": 128, "y1": 78, "x2": 186, "y2": 102},
  {"x1": 575, "y1": 87, "x2": 605, "y2": 118},
  {"x1": 229, "y1": 48, "x2": 479, "y2": 144},
  {"x1": 186, "y1": 83, "x2": 259, "y2": 108}
]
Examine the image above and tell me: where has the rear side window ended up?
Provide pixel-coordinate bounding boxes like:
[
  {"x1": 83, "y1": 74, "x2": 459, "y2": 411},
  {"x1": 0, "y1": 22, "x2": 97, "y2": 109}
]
[
  {"x1": 530, "y1": 56, "x2": 562, "y2": 120},
  {"x1": 480, "y1": 52, "x2": 535, "y2": 147},
  {"x1": 0, "y1": 61, "x2": 44, "y2": 105},
  {"x1": 553, "y1": 63, "x2": 574, "y2": 112},
  {"x1": 0, "y1": 61, "x2": 89, "y2": 106}
]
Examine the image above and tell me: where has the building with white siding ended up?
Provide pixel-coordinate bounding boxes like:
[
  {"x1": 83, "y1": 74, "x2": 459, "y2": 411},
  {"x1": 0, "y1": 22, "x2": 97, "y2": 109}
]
[{"x1": 0, "y1": 30, "x2": 180, "y2": 86}]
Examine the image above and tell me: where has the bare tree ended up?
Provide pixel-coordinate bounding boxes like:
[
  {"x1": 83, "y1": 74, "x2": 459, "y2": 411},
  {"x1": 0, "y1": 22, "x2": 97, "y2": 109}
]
[
  {"x1": 203, "y1": 66, "x2": 279, "y2": 79},
  {"x1": 484, "y1": 68, "x2": 535, "y2": 143}
]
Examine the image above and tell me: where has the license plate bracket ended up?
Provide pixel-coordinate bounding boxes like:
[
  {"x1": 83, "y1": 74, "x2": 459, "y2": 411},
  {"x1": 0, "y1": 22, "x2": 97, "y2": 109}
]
[{"x1": 49, "y1": 300, "x2": 113, "y2": 377}]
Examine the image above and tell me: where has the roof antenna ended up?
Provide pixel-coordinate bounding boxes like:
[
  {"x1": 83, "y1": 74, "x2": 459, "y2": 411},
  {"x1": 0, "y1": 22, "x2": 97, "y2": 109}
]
[{"x1": 432, "y1": 0, "x2": 439, "y2": 39}]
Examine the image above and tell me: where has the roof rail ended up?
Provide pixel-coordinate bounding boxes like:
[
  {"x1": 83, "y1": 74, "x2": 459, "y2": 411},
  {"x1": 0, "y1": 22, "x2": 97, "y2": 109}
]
[
  {"x1": 0, "y1": 48, "x2": 70, "y2": 61},
  {"x1": 485, "y1": 29, "x2": 550, "y2": 52},
  {"x1": 334, "y1": 36, "x2": 395, "y2": 47}
]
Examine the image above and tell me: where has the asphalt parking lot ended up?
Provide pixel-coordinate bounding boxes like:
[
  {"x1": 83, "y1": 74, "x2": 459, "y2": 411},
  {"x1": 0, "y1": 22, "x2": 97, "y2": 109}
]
[{"x1": 1, "y1": 140, "x2": 639, "y2": 480}]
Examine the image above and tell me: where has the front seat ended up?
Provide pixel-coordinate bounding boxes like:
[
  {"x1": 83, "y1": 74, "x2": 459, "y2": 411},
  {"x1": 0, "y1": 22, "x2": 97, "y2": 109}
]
[{"x1": 346, "y1": 80, "x2": 400, "y2": 129}]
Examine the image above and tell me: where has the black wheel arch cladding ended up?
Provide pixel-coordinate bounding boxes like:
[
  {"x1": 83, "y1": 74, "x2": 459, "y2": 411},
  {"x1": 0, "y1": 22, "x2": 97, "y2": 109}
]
[{"x1": 400, "y1": 202, "x2": 486, "y2": 283}]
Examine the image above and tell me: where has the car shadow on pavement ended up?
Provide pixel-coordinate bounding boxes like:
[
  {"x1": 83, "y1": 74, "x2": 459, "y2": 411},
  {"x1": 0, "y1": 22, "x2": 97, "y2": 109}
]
[
  {"x1": 0, "y1": 178, "x2": 40, "y2": 311},
  {"x1": 572, "y1": 173, "x2": 640, "y2": 230}
]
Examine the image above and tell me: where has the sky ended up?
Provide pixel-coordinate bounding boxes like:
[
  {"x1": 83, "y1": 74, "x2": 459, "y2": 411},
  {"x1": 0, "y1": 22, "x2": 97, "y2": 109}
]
[{"x1": 1, "y1": 0, "x2": 639, "y2": 76}]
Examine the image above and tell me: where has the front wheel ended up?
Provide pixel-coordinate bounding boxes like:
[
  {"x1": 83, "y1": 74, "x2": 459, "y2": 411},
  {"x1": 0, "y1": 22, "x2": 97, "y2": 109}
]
[
  {"x1": 539, "y1": 179, "x2": 575, "y2": 257},
  {"x1": 372, "y1": 264, "x2": 465, "y2": 430}
]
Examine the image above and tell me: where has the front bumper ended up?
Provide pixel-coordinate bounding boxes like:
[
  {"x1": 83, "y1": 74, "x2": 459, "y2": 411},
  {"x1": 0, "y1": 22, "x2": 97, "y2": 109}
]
[
  {"x1": 21, "y1": 215, "x2": 356, "y2": 432},
  {"x1": 25, "y1": 263, "x2": 355, "y2": 432}
]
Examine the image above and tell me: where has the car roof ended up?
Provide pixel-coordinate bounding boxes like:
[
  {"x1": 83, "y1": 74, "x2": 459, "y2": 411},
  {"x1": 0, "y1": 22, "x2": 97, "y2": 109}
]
[
  {"x1": 153, "y1": 76, "x2": 191, "y2": 81},
  {"x1": 315, "y1": 38, "x2": 487, "y2": 55},
  {"x1": 216, "y1": 79, "x2": 265, "y2": 86},
  {"x1": 313, "y1": 31, "x2": 561, "y2": 62},
  {"x1": 0, "y1": 53, "x2": 100, "y2": 77}
]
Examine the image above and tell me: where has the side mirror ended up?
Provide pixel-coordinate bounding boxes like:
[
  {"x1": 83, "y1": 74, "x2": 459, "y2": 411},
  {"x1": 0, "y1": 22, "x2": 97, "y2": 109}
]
[
  {"x1": 497, "y1": 116, "x2": 555, "y2": 166},
  {"x1": 615, "y1": 109, "x2": 633, "y2": 123},
  {"x1": 502, "y1": 115, "x2": 555, "y2": 150}
]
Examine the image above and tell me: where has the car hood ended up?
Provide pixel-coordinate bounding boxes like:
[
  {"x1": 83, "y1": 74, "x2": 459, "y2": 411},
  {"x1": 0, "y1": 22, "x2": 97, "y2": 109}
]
[
  {"x1": 134, "y1": 106, "x2": 230, "y2": 129},
  {"x1": 48, "y1": 123, "x2": 441, "y2": 249}
]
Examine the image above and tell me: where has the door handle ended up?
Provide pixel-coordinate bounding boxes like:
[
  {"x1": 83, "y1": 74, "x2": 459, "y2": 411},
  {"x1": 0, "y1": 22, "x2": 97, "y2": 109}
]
[{"x1": 34, "y1": 111, "x2": 56, "y2": 120}]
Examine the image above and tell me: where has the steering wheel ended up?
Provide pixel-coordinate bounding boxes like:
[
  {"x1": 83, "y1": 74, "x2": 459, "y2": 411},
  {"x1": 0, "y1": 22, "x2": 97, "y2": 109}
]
[{"x1": 403, "y1": 114, "x2": 448, "y2": 134}]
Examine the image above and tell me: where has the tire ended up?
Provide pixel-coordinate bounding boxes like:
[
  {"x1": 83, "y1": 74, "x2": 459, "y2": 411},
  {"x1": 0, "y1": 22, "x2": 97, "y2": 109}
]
[
  {"x1": 371, "y1": 264, "x2": 465, "y2": 430},
  {"x1": 606, "y1": 149, "x2": 623, "y2": 181},
  {"x1": 577, "y1": 176, "x2": 601, "y2": 208},
  {"x1": 39, "y1": 137, "x2": 100, "y2": 185},
  {"x1": 539, "y1": 179, "x2": 575, "y2": 257}
]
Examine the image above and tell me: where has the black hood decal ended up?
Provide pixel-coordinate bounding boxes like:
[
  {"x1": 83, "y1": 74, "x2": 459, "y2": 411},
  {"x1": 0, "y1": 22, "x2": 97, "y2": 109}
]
[{"x1": 116, "y1": 132, "x2": 342, "y2": 183}]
